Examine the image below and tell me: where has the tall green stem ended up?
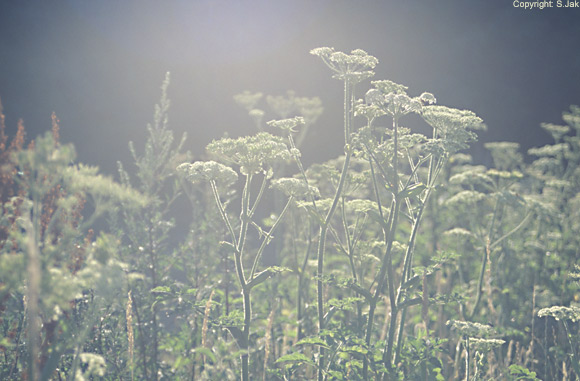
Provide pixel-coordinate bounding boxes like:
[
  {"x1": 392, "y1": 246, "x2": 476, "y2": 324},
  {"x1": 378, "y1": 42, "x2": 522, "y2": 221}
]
[
  {"x1": 380, "y1": 116, "x2": 401, "y2": 372},
  {"x1": 470, "y1": 197, "x2": 501, "y2": 319},
  {"x1": 362, "y1": 116, "x2": 403, "y2": 379},
  {"x1": 317, "y1": 79, "x2": 354, "y2": 381}
]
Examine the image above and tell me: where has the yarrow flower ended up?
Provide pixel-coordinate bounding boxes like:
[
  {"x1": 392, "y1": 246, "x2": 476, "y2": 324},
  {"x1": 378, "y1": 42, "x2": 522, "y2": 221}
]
[
  {"x1": 310, "y1": 47, "x2": 378, "y2": 83},
  {"x1": 176, "y1": 161, "x2": 238, "y2": 186}
]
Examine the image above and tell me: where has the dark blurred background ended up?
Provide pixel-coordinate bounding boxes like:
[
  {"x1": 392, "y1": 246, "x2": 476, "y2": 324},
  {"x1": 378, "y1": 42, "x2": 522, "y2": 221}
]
[{"x1": 1, "y1": 0, "x2": 579, "y2": 173}]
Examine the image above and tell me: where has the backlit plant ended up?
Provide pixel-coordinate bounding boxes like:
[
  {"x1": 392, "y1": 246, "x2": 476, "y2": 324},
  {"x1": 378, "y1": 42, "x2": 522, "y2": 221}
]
[{"x1": 1, "y1": 47, "x2": 579, "y2": 380}]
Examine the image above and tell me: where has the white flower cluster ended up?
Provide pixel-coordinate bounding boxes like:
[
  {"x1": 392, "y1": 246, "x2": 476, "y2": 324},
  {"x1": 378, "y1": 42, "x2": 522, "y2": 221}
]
[
  {"x1": 270, "y1": 178, "x2": 320, "y2": 199},
  {"x1": 422, "y1": 105, "x2": 484, "y2": 132},
  {"x1": 365, "y1": 80, "x2": 436, "y2": 118},
  {"x1": 176, "y1": 161, "x2": 238, "y2": 186},
  {"x1": 444, "y1": 190, "x2": 486, "y2": 207},
  {"x1": 354, "y1": 100, "x2": 386, "y2": 122},
  {"x1": 528, "y1": 143, "x2": 569, "y2": 157},
  {"x1": 447, "y1": 320, "x2": 496, "y2": 337},
  {"x1": 541, "y1": 123, "x2": 570, "y2": 142},
  {"x1": 75, "y1": 353, "x2": 106, "y2": 380},
  {"x1": 345, "y1": 199, "x2": 379, "y2": 214},
  {"x1": 267, "y1": 91, "x2": 296, "y2": 119},
  {"x1": 469, "y1": 338, "x2": 506, "y2": 352},
  {"x1": 562, "y1": 105, "x2": 580, "y2": 131},
  {"x1": 206, "y1": 132, "x2": 291, "y2": 175},
  {"x1": 234, "y1": 90, "x2": 263, "y2": 111},
  {"x1": 310, "y1": 47, "x2": 378, "y2": 83},
  {"x1": 295, "y1": 96, "x2": 323, "y2": 125},
  {"x1": 538, "y1": 305, "x2": 580, "y2": 322},
  {"x1": 267, "y1": 117, "x2": 305, "y2": 133},
  {"x1": 485, "y1": 142, "x2": 523, "y2": 171},
  {"x1": 422, "y1": 105, "x2": 485, "y2": 155}
]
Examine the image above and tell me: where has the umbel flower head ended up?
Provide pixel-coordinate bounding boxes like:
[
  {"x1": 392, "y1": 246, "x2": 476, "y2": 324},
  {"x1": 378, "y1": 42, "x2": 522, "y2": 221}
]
[
  {"x1": 310, "y1": 47, "x2": 378, "y2": 83},
  {"x1": 422, "y1": 105, "x2": 485, "y2": 155},
  {"x1": 206, "y1": 132, "x2": 291, "y2": 175},
  {"x1": 295, "y1": 96, "x2": 323, "y2": 125},
  {"x1": 176, "y1": 161, "x2": 238, "y2": 186},
  {"x1": 469, "y1": 338, "x2": 506, "y2": 352},
  {"x1": 233, "y1": 90, "x2": 263, "y2": 111},
  {"x1": 422, "y1": 105, "x2": 484, "y2": 132},
  {"x1": 267, "y1": 117, "x2": 305, "y2": 133},
  {"x1": 538, "y1": 305, "x2": 580, "y2": 322},
  {"x1": 270, "y1": 177, "x2": 320, "y2": 199},
  {"x1": 446, "y1": 320, "x2": 496, "y2": 338},
  {"x1": 354, "y1": 99, "x2": 386, "y2": 123},
  {"x1": 365, "y1": 80, "x2": 436, "y2": 118},
  {"x1": 267, "y1": 90, "x2": 296, "y2": 119}
]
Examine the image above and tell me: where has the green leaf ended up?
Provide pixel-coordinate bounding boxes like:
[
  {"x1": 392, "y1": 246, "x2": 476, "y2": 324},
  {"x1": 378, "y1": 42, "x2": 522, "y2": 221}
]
[
  {"x1": 225, "y1": 326, "x2": 247, "y2": 348},
  {"x1": 194, "y1": 347, "x2": 217, "y2": 364},
  {"x1": 397, "y1": 183, "x2": 426, "y2": 200},
  {"x1": 340, "y1": 345, "x2": 368, "y2": 355},
  {"x1": 295, "y1": 336, "x2": 329, "y2": 348},
  {"x1": 347, "y1": 282, "x2": 373, "y2": 302},
  {"x1": 508, "y1": 364, "x2": 540, "y2": 380},
  {"x1": 150, "y1": 286, "x2": 171, "y2": 295},
  {"x1": 275, "y1": 352, "x2": 315, "y2": 366}
]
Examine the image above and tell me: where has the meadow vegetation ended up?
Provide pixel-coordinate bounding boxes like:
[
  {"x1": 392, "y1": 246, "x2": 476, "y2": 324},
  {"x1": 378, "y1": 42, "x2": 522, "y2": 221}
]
[{"x1": 1, "y1": 48, "x2": 579, "y2": 380}]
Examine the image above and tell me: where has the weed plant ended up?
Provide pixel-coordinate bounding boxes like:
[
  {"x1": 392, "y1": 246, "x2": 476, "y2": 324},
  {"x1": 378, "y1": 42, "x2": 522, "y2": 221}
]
[{"x1": 0, "y1": 48, "x2": 579, "y2": 380}]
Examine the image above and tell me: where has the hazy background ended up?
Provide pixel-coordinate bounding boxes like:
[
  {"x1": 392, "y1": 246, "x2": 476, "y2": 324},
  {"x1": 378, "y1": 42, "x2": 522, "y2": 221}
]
[{"x1": 1, "y1": 0, "x2": 579, "y2": 173}]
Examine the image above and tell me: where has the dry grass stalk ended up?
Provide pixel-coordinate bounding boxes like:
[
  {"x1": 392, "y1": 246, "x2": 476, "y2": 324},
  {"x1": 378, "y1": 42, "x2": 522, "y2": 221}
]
[
  {"x1": 126, "y1": 290, "x2": 134, "y2": 381},
  {"x1": 263, "y1": 306, "x2": 276, "y2": 381}
]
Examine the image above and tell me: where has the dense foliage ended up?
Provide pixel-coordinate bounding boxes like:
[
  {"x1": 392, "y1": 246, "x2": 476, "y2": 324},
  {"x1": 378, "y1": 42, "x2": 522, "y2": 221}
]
[{"x1": 1, "y1": 48, "x2": 578, "y2": 380}]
